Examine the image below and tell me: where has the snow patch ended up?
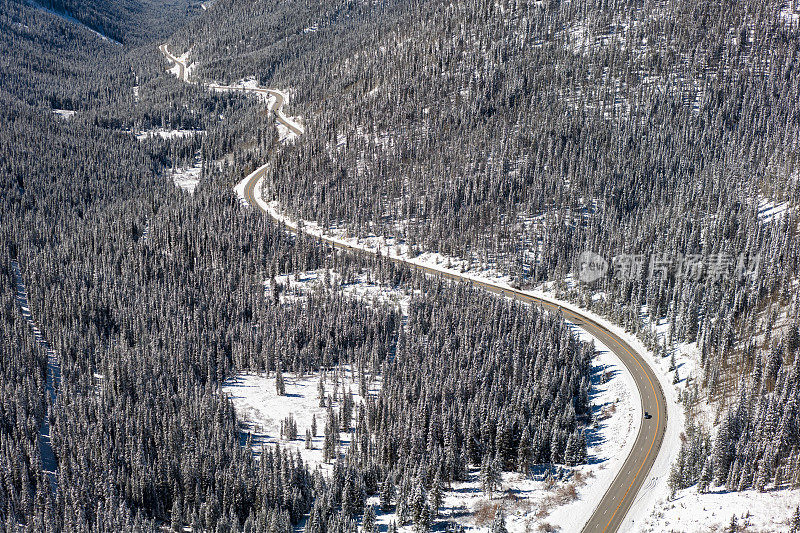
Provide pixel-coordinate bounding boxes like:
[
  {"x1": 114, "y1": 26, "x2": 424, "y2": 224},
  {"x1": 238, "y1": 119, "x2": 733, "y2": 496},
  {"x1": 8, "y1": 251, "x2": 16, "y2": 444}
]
[
  {"x1": 134, "y1": 129, "x2": 205, "y2": 141},
  {"x1": 52, "y1": 109, "x2": 76, "y2": 119},
  {"x1": 635, "y1": 486, "x2": 800, "y2": 532},
  {"x1": 757, "y1": 195, "x2": 792, "y2": 223},
  {"x1": 266, "y1": 269, "x2": 411, "y2": 315},
  {"x1": 222, "y1": 368, "x2": 380, "y2": 472},
  {"x1": 169, "y1": 157, "x2": 203, "y2": 194}
]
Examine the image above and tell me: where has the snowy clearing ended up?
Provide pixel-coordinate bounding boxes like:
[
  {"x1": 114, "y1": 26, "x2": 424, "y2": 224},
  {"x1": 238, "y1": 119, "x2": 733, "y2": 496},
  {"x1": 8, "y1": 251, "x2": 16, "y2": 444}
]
[
  {"x1": 636, "y1": 485, "x2": 800, "y2": 532},
  {"x1": 757, "y1": 195, "x2": 792, "y2": 223},
  {"x1": 267, "y1": 269, "x2": 411, "y2": 314},
  {"x1": 169, "y1": 158, "x2": 203, "y2": 194},
  {"x1": 135, "y1": 129, "x2": 205, "y2": 141},
  {"x1": 222, "y1": 306, "x2": 640, "y2": 532},
  {"x1": 222, "y1": 367, "x2": 380, "y2": 473},
  {"x1": 52, "y1": 109, "x2": 76, "y2": 119}
]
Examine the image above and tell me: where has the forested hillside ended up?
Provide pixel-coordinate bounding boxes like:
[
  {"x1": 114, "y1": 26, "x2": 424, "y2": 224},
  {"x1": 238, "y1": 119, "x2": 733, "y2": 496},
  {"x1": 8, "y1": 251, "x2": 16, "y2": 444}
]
[
  {"x1": 10, "y1": 0, "x2": 200, "y2": 45},
  {"x1": 167, "y1": 0, "x2": 800, "y2": 502},
  {"x1": 0, "y1": 0, "x2": 603, "y2": 530}
]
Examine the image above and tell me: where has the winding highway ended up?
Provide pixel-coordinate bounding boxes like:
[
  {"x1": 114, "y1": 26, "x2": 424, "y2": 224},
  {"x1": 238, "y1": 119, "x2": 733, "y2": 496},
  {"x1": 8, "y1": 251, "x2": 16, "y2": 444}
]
[
  {"x1": 162, "y1": 44, "x2": 669, "y2": 532},
  {"x1": 160, "y1": 44, "x2": 304, "y2": 136}
]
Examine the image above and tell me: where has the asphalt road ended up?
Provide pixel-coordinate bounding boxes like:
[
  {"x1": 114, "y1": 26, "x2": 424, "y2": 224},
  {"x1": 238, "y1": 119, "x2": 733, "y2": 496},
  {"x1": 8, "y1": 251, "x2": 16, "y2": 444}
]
[
  {"x1": 162, "y1": 43, "x2": 668, "y2": 532},
  {"x1": 242, "y1": 166, "x2": 667, "y2": 533},
  {"x1": 160, "y1": 44, "x2": 303, "y2": 136},
  {"x1": 160, "y1": 44, "x2": 187, "y2": 82}
]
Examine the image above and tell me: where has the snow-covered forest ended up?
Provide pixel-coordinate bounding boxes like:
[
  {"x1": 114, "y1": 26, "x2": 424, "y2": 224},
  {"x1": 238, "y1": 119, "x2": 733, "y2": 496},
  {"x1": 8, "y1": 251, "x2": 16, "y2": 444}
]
[
  {"x1": 1, "y1": 0, "x2": 799, "y2": 530},
  {"x1": 170, "y1": 0, "x2": 800, "y2": 509}
]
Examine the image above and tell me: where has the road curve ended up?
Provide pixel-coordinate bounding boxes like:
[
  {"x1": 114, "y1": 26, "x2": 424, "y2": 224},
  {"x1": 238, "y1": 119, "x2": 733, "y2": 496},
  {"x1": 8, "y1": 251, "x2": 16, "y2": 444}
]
[
  {"x1": 243, "y1": 167, "x2": 667, "y2": 533},
  {"x1": 161, "y1": 44, "x2": 668, "y2": 532},
  {"x1": 160, "y1": 44, "x2": 303, "y2": 136},
  {"x1": 160, "y1": 44, "x2": 188, "y2": 82}
]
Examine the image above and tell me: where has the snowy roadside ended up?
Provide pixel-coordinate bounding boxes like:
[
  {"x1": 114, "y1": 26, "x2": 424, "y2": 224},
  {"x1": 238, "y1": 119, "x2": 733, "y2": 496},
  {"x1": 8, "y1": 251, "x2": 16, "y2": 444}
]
[
  {"x1": 233, "y1": 169, "x2": 666, "y2": 532},
  {"x1": 637, "y1": 485, "x2": 800, "y2": 532}
]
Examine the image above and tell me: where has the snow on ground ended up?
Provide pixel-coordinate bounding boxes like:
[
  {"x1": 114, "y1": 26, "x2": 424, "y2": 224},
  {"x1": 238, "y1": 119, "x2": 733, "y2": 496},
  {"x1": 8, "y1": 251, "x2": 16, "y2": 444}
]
[
  {"x1": 540, "y1": 329, "x2": 639, "y2": 532},
  {"x1": 222, "y1": 367, "x2": 380, "y2": 472},
  {"x1": 168, "y1": 62, "x2": 182, "y2": 79},
  {"x1": 162, "y1": 44, "x2": 304, "y2": 144},
  {"x1": 162, "y1": 45, "x2": 195, "y2": 83},
  {"x1": 352, "y1": 328, "x2": 638, "y2": 533},
  {"x1": 12, "y1": 260, "x2": 59, "y2": 493},
  {"x1": 169, "y1": 156, "x2": 203, "y2": 194},
  {"x1": 225, "y1": 268, "x2": 639, "y2": 531},
  {"x1": 269, "y1": 89, "x2": 305, "y2": 136},
  {"x1": 209, "y1": 82, "x2": 304, "y2": 140},
  {"x1": 135, "y1": 129, "x2": 205, "y2": 141},
  {"x1": 629, "y1": 300, "x2": 800, "y2": 531},
  {"x1": 210, "y1": 78, "x2": 276, "y2": 105},
  {"x1": 267, "y1": 269, "x2": 411, "y2": 315},
  {"x1": 52, "y1": 109, "x2": 76, "y2": 119},
  {"x1": 233, "y1": 168, "x2": 685, "y2": 531},
  {"x1": 781, "y1": 1, "x2": 800, "y2": 27},
  {"x1": 235, "y1": 170, "x2": 664, "y2": 530},
  {"x1": 757, "y1": 195, "x2": 792, "y2": 223},
  {"x1": 636, "y1": 486, "x2": 800, "y2": 532},
  {"x1": 277, "y1": 122, "x2": 299, "y2": 143},
  {"x1": 224, "y1": 270, "x2": 406, "y2": 470}
]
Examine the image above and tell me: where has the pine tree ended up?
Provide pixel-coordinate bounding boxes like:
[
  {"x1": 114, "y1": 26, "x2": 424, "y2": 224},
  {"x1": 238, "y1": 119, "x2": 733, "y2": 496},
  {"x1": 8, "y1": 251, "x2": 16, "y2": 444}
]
[
  {"x1": 171, "y1": 495, "x2": 183, "y2": 532},
  {"x1": 409, "y1": 476, "x2": 428, "y2": 528},
  {"x1": 361, "y1": 505, "x2": 376, "y2": 533},
  {"x1": 276, "y1": 363, "x2": 286, "y2": 396},
  {"x1": 429, "y1": 472, "x2": 442, "y2": 518},
  {"x1": 318, "y1": 377, "x2": 326, "y2": 408},
  {"x1": 790, "y1": 506, "x2": 800, "y2": 533},
  {"x1": 517, "y1": 426, "x2": 532, "y2": 475},
  {"x1": 380, "y1": 476, "x2": 395, "y2": 512},
  {"x1": 480, "y1": 456, "x2": 501, "y2": 499},
  {"x1": 324, "y1": 406, "x2": 338, "y2": 462},
  {"x1": 699, "y1": 458, "x2": 713, "y2": 493},
  {"x1": 491, "y1": 509, "x2": 508, "y2": 533},
  {"x1": 414, "y1": 503, "x2": 431, "y2": 533}
]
